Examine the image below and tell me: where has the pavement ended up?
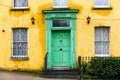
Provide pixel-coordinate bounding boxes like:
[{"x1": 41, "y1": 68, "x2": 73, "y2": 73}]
[{"x1": 0, "y1": 71, "x2": 76, "y2": 80}]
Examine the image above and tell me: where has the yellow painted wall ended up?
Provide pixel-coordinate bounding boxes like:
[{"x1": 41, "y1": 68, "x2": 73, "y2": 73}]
[
  {"x1": 75, "y1": 0, "x2": 120, "y2": 58},
  {"x1": 0, "y1": 0, "x2": 120, "y2": 70},
  {"x1": 0, "y1": 0, "x2": 52, "y2": 71}
]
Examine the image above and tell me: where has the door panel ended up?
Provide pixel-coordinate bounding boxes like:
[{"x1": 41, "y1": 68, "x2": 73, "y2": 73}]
[
  {"x1": 52, "y1": 52, "x2": 60, "y2": 63},
  {"x1": 62, "y1": 51, "x2": 69, "y2": 63},
  {"x1": 51, "y1": 30, "x2": 70, "y2": 67}
]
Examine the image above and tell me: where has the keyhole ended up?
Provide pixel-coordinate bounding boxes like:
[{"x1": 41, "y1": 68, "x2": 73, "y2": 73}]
[{"x1": 60, "y1": 40, "x2": 62, "y2": 42}]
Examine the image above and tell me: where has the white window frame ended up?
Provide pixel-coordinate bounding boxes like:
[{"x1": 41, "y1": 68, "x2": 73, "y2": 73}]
[
  {"x1": 95, "y1": 54, "x2": 110, "y2": 57},
  {"x1": 95, "y1": 27, "x2": 110, "y2": 57},
  {"x1": 13, "y1": 0, "x2": 28, "y2": 9},
  {"x1": 12, "y1": 28, "x2": 28, "y2": 59},
  {"x1": 53, "y1": 0, "x2": 68, "y2": 8},
  {"x1": 94, "y1": 0, "x2": 110, "y2": 8}
]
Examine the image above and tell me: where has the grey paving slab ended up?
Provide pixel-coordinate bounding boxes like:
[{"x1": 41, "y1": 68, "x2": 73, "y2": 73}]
[
  {"x1": 0, "y1": 71, "x2": 76, "y2": 80},
  {"x1": 0, "y1": 71, "x2": 34, "y2": 80}
]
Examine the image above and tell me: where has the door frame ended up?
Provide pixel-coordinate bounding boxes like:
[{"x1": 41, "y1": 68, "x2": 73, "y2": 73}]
[{"x1": 43, "y1": 10, "x2": 79, "y2": 69}]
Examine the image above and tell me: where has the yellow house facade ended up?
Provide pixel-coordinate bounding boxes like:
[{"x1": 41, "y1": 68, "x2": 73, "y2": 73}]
[{"x1": 0, "y1": 0, "x2": 120, "y2": 71}]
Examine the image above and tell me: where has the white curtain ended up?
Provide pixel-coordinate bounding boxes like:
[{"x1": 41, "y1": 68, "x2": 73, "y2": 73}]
[
  {"x1": 14, "y1": 0, "x2": 28, "y2": 7},
  {"x1": 54, "y1": 0, "x2": 68, "y2": 7},
  {"x1": 94, "y1": 0, "x2": 109, "y2": 7},
  {"x1": 95, "y1": 27, "x2": 109, "y2": 54},
  {"x1": 13, "y1": 29, "x2": 28, "y2": 57}
]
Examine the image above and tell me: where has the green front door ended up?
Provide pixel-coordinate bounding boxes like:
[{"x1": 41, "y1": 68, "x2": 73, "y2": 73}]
[{"x1": 51, "y1": 30, "x2": 71, "y2": 68}]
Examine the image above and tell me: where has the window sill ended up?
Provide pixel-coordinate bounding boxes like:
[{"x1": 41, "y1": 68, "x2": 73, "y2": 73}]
[
  {"x1": 95, "y1": 54, "x2": 110, "y2": 57},
  {"x1": 53, "y1": 8, "x2": 70, "y2": 10},
  {"x1": 11, "y1": 7, "x2": 30, "y2": 11},
  {"x1": 53, "y1": 6, "x2": 69, "y2": 10},
  {"x1": 11, "y1": 57, "x2": 29, "y2": 61},
  {"x1": 92, "y1": 7, "x2": 112, "y2": 10}
]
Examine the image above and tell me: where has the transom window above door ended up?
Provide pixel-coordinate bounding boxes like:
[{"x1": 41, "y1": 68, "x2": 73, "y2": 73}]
[
  {"x1": 94, "y1": 0, "x2": 109, "y2": 8},
  {"x1": 53, "y1": 0, "x2": 68, "y2": 8},
  {"x1": 53, "y1": 20, "x2": 70, "y2": 27},
  {"x1": 13, "y1": 0, "x2": 28, "y2": 9}
]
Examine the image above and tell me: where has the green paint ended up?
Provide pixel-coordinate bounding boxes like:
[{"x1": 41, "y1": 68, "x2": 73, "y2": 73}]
[
  {"x1": 42, "y1": 9, "x2": 79, "y2": 13},
  {"x1": 52, "y1": 30, "x2": 70, "y2": 67},
  {"x1": 43, "y1": 9, "x2": 79, "y2": 69}
]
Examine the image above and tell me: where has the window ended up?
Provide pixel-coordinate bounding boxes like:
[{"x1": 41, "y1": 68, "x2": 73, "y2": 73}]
[
  {"x1": 53, "y1": 20, "x2": 70, "y2": 27},
  {"x1": 13, "y1": 0, "x2": 28, "y2": 9},
  {"x1": 12, "y1": 28, "x2": 28, "y2": 60},
  {"x1": 95, "y1": 27, "x2": 110, "y2": 56},
  {"x1": 94, "y1": 0, "x2": 109, "y2": 8},
  {"x1": 53, "y1": 0, "x2": 68, "y2": 8}
]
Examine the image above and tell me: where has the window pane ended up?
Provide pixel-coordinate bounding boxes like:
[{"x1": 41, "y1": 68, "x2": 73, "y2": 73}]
[
  {"x1": 22, "y1": 0, "x2": 28, "y2": 7},
  {"x1": 13, "y1": 29, "x2": 19, "y2": 41},
  {"x1": 13, "y1": 42, "x2": 19, "y2": 56},
  {"x1": 22, "y1": 42, "x2": 28, "y2": 56},
  {"x1": 95, "y1": 41, "x2": 101, "y2": 54},
  {"x1": 62, "y1": 0, "x2": 68, "y2": 6},
  {"x1": 21, "y1": 29, "x2": 27, "y2": 41},
  {"x1": 14, "y1": 0, "x2": 28, "y2": 7},
  {"x1": 95, "y1": 28, "x2": 101, "y2": 41},
  {"x1": 103, "y1": 0, "x2": 109, "y2": 6},
  {"x1": 101, "y1": 42, "x2": 109, "y2": 54},
  {"x1": 54, "y1": 0, "x2": 59, "y2": 7},
  {"x1": 18, "y1": 42, "x2": 27, "y2": 56},
  {"x1": 94, "y1": 0, "x2": 109, "y2": 7},
  {"x1": 101, "y1": 28, "x2": 109, "y2": 41},
  {"x1": 14, "y1": 0, "x2": 20, "y2": 7},
  {"x1": 94, "y1": 0, "x2": 100, "y2": 6},
  {"x1": 53, "y1": 20, "x2": 69, "y2": 27},
  {"x1": 53, "y1": 0, "x2": 68, "y2": 7}
]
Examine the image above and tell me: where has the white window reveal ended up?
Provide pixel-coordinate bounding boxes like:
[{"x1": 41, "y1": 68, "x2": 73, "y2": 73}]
[
  {"x1": 12, "y1": 28, "x2": 28, "y2": 60},
  {"x1": 94, "y1": 0, "x2": 109, "y2": 8},
  {"x1": 95, "y1": 27, "x2": 110, "y2": 57},
  {"x1": 53, "y1": 0, "x2": 68, "y2": 8},
  {"x1": 14, "y1": 0, "x2": 28, "y2": 9}
]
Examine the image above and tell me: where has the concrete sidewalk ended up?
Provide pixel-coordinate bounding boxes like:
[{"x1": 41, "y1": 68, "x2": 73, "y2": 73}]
[{"x1": 0, "y1": 71, "x2": 75, "y2": 80}]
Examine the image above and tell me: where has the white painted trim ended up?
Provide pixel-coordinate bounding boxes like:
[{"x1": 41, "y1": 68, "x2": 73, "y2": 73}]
[
  {"x1": 12, "y1": 0, "x2": 14, "y2": 9},
  {"x1": 53, "y1": 6, "x2": 68, "y2": 8},
  {"x1": 12, "y1": 29, "x2": 13, "y2": 57},
  {"x1": 25, "y1": 28, "x2": 28, "y2": 58},
  {"x1": 94, "y1": 6, "x2": 110, "y2": 8},
  {"x1": 12, "y1": 7, "x2": 29, "y2": 9},
  {"x1": 12, "y1": 55, "x2": 28, "y2": 57},
  {"x1": 95, "y1": 54, "x2": 110, "y2": 57}
]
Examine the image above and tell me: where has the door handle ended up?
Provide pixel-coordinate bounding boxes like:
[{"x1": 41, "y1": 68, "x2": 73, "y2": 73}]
[{"x1": 60, "y1": 48, "x2": 63, "y2": 51}]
